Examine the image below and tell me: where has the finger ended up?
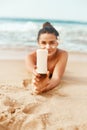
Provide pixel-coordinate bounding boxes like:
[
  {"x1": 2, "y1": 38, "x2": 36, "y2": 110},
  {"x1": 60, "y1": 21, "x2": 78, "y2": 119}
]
[
  {"x1": 40, "y1": 82, "x2": 49, "y2": 93},
  {"x1": 35, "y1": 77, "x2": 40, "y2": 82},
  {"x1": 33, "y1": 69, "x2": 41, "y2": 78},
  {"x1": 32, "y1": 79, "x2": 38, "y2": 86},
  {"x1": 33, "y1": 69, "x2": 37, "y2": 75},
  {"x1": 33, "y1": 75, "x2": 40, "y2": 82},
  {"x1": 34, "y1": 65, "x2": 37, "y2": 69},
  {"x1": 47, "y1": 71, "x2": 50, "y2": 77},
  {"x1": 35, "y1": 88, "x2": 42, "y2": 94}
]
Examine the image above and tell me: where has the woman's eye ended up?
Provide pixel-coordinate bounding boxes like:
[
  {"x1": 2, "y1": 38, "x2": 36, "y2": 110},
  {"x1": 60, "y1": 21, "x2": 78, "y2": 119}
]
[
  {"x1": 50, "y1": 41, "x2": 55, "y2": 45},
  {"x1": 42, "y1": 42, "x2": 46, "y2": 45}
]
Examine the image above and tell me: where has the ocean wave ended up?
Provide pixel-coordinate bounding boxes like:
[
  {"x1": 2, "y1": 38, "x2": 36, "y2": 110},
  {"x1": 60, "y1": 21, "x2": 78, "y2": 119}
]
[
  {"x1": 0, "y1": 18, "x2": 87, "y2": 52},
  {"x1": 0, "y1": 21, "x2": 38, "y2": 32}
]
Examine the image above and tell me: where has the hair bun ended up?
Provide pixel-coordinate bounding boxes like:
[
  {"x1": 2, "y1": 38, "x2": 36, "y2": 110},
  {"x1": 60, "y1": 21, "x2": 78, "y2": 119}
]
[
  {"x1": 43, "y1": 22, "x2": 53, "y2": 28},
  {"x1": 42, "y1": 22, "x2": 59, "y2": 37}
]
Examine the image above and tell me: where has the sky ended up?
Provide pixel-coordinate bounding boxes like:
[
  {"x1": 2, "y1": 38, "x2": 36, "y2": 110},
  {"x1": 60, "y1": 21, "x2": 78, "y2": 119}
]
[{"x1": 0, "y1": 0, "x2": 87, "y2": 22}]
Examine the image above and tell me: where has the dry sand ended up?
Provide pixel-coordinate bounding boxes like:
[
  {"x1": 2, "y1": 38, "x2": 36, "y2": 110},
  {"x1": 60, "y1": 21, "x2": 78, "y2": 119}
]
[{"x1": 0, "y1": 51, "x2": 87, "y2": 130}]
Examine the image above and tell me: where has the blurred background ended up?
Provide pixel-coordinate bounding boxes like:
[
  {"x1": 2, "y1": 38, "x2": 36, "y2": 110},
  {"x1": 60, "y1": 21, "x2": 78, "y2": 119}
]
[{"x1": 0, "y1": 0, "x2": 87, "y2": 59}]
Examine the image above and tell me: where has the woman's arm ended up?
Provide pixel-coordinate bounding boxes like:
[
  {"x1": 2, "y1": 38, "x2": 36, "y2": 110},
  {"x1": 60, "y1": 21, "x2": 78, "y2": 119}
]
[
  {"x1": 52, "y1": 51, "x2": 68, "y2": 81},
  {"x1": 25, "y1": 52, "x2": 36, "y2": 73},
  {"x1": 25, "y1": 52, "x2": 45, "y2": 92},
  {"x1": 37, "y1": 51, "x2": 68, "y2": 93}
]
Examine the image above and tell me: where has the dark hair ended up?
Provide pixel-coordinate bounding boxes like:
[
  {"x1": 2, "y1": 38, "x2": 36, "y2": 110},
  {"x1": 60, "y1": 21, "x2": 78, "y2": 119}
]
[{"x1": 37, "y1": 22, "x2": 59, "y2": 41}]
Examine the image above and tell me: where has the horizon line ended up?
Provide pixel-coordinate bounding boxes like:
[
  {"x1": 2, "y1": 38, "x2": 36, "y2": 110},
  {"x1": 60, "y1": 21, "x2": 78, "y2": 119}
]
[{"x1": 0, "y1": 17, "x2": 87, "y2": 25}]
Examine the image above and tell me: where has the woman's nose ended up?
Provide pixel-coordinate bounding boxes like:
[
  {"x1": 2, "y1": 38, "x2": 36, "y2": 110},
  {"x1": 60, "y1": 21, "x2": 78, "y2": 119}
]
[{"x1": 45, "y1": 43, "x2": 50, "y2": 49}]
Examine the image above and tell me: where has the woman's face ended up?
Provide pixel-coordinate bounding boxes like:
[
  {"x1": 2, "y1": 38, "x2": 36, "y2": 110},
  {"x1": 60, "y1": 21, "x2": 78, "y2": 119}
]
[{"x1": 38, "y1": 33, "x2": 58, "y2": 56}]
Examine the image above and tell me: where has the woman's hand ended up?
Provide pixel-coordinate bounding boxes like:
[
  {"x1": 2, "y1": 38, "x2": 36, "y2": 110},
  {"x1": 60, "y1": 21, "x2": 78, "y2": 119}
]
[
  {"x1": 32, "y1": 68, "x2": 60, "y2": 94},
  {"x1": 37, "y1": 78, "x2": 60, "y2": 94},
  {"x1": 32, "y1": 69, "x2": 50, "y2": 94}
]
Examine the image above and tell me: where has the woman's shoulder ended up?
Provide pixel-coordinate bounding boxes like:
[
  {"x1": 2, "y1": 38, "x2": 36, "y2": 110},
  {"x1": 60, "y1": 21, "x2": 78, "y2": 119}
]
[
  {"x1": 25, "y1": 51, "x2": 36, "y2": 61},
  {"x1": 28, "y1": 51, "x2": 36, "y2": 56},
  {"x1": 57, "y1": 49, "x2": 68, "y2": 59},
  {"x1": 58, "y1": 49, "x2": 68, "y2": 55}
]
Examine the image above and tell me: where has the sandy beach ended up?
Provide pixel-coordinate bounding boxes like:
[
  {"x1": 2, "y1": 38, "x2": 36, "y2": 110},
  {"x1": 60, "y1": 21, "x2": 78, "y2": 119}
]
[{"x1": 0, "y1": 50, "x2": 87, "y2": 130}]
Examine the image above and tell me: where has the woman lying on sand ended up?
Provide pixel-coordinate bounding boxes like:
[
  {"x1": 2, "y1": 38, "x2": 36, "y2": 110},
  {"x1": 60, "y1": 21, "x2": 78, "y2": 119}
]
[{"x1": 25, "y1": 22, "x2": 68, "y2": 94}]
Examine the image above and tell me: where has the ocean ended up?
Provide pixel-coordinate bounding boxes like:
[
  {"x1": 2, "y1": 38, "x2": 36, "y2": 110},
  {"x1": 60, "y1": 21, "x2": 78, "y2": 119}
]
[{"x1": 0, "y1": 17, "x2": 87, "y2": 53}]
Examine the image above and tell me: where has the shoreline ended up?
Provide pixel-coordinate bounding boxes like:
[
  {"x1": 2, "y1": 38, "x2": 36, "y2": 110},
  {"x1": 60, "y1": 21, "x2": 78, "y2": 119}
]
[
  {"x1": 0, "y1": 46, "x2": 37, "y2": 60},
  {"x1": 0, "y1": 46, "x2": 87, "y2": 60}
]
